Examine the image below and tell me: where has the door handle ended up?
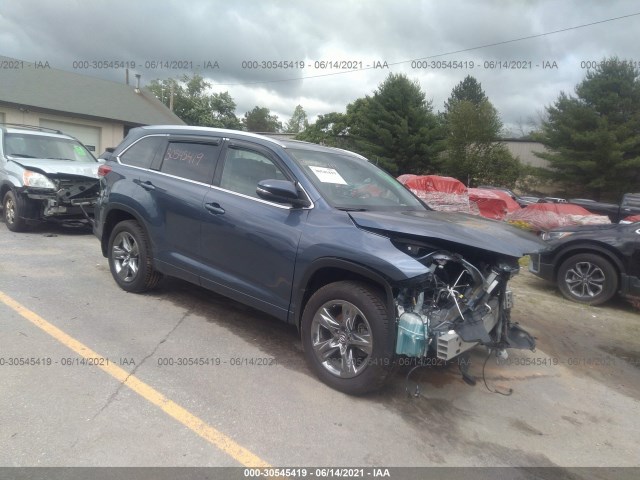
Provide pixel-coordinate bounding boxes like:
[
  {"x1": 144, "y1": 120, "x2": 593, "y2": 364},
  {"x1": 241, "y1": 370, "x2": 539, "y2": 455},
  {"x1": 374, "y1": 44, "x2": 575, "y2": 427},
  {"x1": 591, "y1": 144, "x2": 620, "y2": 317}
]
[
  {"x1": 135, "y1": 180, "x2": 156, "y2": 191},
  {"x1": 205, "y1": 202, "x2": 225, "y2": 215}
]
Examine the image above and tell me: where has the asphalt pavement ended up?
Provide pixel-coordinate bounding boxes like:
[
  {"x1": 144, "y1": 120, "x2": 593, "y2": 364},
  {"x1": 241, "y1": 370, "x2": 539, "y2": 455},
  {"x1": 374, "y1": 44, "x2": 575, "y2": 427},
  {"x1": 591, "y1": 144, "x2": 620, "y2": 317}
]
[{"x1": 1, "y1": 223, "x2": 639, "y2": 472}]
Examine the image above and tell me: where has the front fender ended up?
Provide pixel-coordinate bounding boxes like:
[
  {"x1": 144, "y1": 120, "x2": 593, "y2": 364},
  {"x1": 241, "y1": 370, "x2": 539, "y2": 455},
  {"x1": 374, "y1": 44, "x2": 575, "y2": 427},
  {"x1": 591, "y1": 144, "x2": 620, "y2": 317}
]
[{"x1": 291, "y1": 257, "x2": 398, "y2": 328}]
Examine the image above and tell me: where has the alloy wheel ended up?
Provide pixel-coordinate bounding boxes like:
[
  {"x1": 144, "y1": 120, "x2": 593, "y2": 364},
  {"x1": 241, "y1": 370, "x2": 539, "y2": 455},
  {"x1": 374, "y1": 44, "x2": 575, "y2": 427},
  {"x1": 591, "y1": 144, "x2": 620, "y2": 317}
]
[
  {"x1": 310, "y1": 300, "x2": 373, "y2": 378},
  {"x1": 564, "y1": 261, "x2": 605, "y2": 299},
  {"x1": 111, "y1": 231, "x2": 140, "y2": 283}
]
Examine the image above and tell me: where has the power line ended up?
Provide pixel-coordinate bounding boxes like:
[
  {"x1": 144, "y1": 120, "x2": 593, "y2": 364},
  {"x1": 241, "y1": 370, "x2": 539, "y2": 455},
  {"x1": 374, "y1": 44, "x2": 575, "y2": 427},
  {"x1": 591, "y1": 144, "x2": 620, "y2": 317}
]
[{"x1": 211, "y1": 11, "x2": 640, "y2": 86}]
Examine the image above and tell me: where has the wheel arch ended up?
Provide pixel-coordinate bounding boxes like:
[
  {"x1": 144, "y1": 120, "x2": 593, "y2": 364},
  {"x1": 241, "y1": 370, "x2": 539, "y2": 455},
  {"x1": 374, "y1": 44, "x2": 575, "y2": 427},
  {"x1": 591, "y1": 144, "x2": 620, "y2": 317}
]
[
  {"x1": 552, "y1": 242, "x2": 625, "y2": 281},
  {"x1": 292, "y1": 258, "x2": 395, "y2": 331},
  {"x1": 1, "y1": 183, "x2": 40, "y2": 223},
  {"x1": 0, "y1": 182, "x2": 13, "y2": 201},
  {"x1": 100, "y1": 205, "x2": 151, "y2": 257}
]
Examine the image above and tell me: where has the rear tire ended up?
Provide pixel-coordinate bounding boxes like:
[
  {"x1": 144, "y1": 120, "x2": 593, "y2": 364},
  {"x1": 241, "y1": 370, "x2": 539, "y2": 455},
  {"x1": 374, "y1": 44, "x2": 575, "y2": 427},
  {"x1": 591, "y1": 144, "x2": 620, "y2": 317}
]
[
  {"x1": 557, "y1": 253, "x2": 618, "y2": 305},
  {"x1": 107, "y1": 220, "x2": 162, "y2": 292},
  {"x1": 3, "y1": 190, "x2": 29, "y2": 232},
  {"x1": 301, "y1": 281, "x2": 394, "y2": 395}
]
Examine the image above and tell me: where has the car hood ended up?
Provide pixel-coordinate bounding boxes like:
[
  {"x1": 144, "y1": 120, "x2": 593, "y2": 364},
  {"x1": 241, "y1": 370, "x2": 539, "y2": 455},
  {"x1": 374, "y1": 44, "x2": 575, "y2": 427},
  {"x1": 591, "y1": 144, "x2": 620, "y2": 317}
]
[
  {"x1": 349, "y1": 210, "x2": 548, "y2": 258},
  {"x1": 11, "y1": 158, "x2": 99, "y2": 179}
]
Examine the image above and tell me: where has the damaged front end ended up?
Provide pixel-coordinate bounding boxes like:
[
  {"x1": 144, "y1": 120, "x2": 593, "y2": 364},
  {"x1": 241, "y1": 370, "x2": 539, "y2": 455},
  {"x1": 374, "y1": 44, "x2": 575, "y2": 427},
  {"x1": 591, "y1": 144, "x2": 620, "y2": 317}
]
[
  {"x1": 22, "y1": 174, "x2": 99, "y2": 222},
  {"x1": 392, "y1": 241, "x2": 535, "y2": 367}
]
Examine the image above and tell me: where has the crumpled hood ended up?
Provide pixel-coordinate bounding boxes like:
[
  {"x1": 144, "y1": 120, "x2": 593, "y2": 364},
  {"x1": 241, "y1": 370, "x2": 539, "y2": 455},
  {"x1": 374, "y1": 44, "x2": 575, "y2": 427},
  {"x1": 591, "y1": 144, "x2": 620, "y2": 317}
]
[
  {"x1": 349, "y1": 210, "x2": 548, "y2": 258},
  {"x1": 11, "y1": 158, "x2": 99, "y2": 179}
]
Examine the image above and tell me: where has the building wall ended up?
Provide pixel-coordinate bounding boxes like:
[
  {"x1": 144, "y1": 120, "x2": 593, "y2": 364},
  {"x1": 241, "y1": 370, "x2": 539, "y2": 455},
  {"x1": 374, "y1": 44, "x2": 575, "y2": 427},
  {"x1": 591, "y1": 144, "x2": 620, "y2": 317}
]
[
  {"x1": 503, "y1": 140, "x2": 550, "y2": 169},
  {"x1": 0, "y1": 105, "x2": 125, "y2": 156}
]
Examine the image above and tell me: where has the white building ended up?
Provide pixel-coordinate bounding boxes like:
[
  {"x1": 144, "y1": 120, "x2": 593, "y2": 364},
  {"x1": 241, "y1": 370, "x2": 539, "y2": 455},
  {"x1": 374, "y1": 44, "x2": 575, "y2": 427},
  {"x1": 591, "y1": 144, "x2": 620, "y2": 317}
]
[{"x1": 0, "y1": 56, "x2": 185, "y2": 155}]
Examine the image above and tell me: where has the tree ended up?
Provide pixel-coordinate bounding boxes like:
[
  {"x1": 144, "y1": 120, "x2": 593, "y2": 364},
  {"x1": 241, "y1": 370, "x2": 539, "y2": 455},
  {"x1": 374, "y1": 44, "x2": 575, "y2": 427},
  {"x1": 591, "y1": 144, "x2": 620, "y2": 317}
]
[
  {"x1": 147, "y1": 74, "x2": 241, "y2": 129},
  {"x1": 536, "y1": 58, "x2": 640, "y2": 200},
  {"x1": 440, "y1": 77, "x2": 521, "y2": 187},
  {"x1": 440, "y1": 116, "x2": 522, "y2": 186},
  {"x1": 243, "y1": 106, "x2": 282, "y2": 132},
  {"x1": 444, "y1": 75, "x2": 488, "y2": 114},
  {"x1": 295, "y1": 112, "x2": 352, "y2": 148},
  {"x1": 208, "y1": 92, "x2": 243, "y2": 130},
  {"x1": 345, "y1": 73, "x2": 442, "y2": 174},
  {"x1": 284, "y1": 105, "x2": 309, "y2": 133}
]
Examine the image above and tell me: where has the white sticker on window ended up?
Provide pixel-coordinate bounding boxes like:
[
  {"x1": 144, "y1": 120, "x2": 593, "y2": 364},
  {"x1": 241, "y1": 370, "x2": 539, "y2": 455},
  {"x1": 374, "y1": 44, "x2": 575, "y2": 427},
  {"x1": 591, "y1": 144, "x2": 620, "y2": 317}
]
[{"x1": 309, "y1": 166, "x2": 347, "y2": 185}]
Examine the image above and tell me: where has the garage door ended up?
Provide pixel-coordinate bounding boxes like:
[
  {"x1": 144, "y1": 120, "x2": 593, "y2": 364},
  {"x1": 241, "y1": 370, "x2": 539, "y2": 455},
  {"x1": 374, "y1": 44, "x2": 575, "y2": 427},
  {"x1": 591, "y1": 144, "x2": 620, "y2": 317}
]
[{"x1": 39, "y1": 119, "x2": 101, "y2": 155}]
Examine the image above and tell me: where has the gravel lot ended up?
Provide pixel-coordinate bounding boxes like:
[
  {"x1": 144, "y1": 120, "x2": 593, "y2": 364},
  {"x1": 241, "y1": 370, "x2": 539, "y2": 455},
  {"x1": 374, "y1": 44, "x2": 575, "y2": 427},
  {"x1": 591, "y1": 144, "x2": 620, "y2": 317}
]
[{"x1": 0, "y1": 221, "x2": 638, "y2": 473}]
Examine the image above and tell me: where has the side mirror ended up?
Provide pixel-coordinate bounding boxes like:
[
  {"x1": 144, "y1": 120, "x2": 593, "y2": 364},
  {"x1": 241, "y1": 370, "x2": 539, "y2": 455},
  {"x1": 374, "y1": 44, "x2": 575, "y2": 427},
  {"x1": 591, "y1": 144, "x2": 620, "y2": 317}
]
[{"x1": 257, "y1": 180, "x2": 310, "y2": 207}]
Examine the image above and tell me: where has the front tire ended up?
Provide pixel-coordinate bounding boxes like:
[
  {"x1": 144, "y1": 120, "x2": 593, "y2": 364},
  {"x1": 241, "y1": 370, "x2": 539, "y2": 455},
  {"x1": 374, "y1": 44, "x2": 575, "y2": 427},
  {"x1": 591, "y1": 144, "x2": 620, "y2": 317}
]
[
  {"x1": 3, "y1": 190, "x2": 29, "y2": 232},
  {"x1": 107, "y1": 220, "x2": 162, "y2": 293},
  {"x1": 301, "y1": 281, "x2": 394, "y2": 395},
  {"x1": 557, "y1": 253, "x2": 618, "y2": 305}
]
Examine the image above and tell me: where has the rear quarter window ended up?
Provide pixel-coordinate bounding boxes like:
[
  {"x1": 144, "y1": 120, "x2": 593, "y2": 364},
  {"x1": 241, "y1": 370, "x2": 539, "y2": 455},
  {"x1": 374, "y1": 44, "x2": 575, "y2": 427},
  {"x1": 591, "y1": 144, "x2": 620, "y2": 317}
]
[{"x1": 119, "y1": 136, "x2": 165, "y2": 169}]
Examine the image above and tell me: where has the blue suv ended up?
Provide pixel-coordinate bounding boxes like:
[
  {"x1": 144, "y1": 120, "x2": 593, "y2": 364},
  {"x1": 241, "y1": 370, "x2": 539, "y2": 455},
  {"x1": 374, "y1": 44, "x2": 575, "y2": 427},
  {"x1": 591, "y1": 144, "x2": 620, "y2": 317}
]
[{"x1": 94, "y1": 126, "x2": 545, "y2": 394}]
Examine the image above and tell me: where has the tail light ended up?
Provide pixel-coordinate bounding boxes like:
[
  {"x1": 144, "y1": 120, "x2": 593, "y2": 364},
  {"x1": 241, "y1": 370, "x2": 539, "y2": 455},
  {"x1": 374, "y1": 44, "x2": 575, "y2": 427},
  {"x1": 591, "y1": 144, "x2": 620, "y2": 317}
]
[{"x1": 98, "y1": 164, "x2": 112, "y2": 177}]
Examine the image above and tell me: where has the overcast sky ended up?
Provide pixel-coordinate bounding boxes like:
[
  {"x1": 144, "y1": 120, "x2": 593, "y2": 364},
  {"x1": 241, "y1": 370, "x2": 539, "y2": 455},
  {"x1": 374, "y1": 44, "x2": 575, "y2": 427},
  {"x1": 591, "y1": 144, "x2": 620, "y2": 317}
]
[{"x1": 1, "y1": 0, "x2": 638, "y2": 135}]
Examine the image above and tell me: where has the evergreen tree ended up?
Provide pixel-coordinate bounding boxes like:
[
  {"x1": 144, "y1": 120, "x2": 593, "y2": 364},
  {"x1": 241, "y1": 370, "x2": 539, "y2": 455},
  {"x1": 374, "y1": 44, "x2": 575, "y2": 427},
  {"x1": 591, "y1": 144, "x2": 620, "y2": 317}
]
[
  {"x1": 444, "y1": 75, "x2": 488, "y2": 114},
  {"x1": 536, "y1": 58, "x2": 640, "y2": 200},
  {"x1": 440, "y1": 77, "x2": 521, "y2": 187},
  {"x1": 346, "y1": 73, "x2": 442, "y2": 174}
]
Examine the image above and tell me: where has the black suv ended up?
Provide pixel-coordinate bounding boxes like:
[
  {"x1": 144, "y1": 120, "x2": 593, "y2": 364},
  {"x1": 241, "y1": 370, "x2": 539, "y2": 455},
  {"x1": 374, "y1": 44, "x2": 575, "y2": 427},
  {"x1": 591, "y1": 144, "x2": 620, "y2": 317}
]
[
  {"x1": 529, "y1": 223, "x2": 640, "y2": 305},
  {"x1": 94, "y1": 126, "x2": 545, "y2": 394}
]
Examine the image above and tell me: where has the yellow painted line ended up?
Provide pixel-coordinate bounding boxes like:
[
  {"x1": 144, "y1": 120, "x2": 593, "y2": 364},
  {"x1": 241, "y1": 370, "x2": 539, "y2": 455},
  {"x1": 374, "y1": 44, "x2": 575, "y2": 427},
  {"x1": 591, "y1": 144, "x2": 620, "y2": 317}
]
[{"x1": 0, "y1": 290, "x2": 271, "y2": 468}]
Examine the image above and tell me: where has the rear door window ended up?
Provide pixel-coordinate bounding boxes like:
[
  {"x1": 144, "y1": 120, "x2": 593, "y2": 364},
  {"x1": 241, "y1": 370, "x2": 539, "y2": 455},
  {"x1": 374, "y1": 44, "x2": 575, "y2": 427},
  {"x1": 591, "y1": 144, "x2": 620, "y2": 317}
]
[{"x1": 159, "y1": 140, "x2": 222, "y2": 184}]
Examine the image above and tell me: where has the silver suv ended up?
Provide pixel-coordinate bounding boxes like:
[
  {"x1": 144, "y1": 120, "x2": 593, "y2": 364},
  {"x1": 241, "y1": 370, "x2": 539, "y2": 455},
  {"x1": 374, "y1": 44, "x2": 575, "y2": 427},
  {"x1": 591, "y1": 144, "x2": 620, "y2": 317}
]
[{"x1": 0, "y1": 124, "x2": 100, "y2": 231}]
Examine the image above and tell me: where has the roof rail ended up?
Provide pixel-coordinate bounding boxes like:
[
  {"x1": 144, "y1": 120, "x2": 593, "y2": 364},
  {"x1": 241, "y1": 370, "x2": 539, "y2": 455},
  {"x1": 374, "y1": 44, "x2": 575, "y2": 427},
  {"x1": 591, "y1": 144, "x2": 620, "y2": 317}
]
[{"x1": 0, "y1": 123, "x2": 64, "y2": 134}]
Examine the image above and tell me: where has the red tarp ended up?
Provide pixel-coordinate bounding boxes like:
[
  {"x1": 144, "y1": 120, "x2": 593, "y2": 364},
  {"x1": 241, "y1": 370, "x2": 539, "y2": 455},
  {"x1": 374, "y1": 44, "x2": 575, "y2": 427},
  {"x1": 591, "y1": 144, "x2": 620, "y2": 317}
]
[
  {"x1": 479, "y1": 189, "x2": 521, "y2": 213},
  {"x1": 401, "y1": 175, "x2": 467, "y2": 194},
  {"x1": 396, "y1": 174, "x2": 418, "y2": 185},
  {"x1": 622, "y1": 215, "x2": 640, "y2": 223},
  {"x1": 398, "y1": 175, "x2": 473, "y2": 213},
  {"x1": 506, "y1": 203, "x2": 611, "y2": 231},
  {"x1": 468, "y1": 188, "x2": 512, "y2": 220},
  {"x1": 521, "y1": 203, "x2": 592, "y2": 216}
]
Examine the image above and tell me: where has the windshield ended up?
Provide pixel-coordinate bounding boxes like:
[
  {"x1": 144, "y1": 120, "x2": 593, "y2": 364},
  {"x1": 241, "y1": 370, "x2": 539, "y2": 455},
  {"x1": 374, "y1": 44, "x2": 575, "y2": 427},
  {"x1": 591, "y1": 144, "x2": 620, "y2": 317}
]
[
  {"x1": 288, "y1": 148, "x2": 425, "y2": 211},
  {"x1": 4, "y1": 133, "x2": 96, "y2": 162}
]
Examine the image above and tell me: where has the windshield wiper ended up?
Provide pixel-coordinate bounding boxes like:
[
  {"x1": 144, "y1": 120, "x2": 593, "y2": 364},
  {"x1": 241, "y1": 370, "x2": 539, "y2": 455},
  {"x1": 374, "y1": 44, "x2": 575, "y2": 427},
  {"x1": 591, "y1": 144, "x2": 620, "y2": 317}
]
[
  {"x1": 337, "y1": 207, "x2": 368, "y2": 212},
  {"x1": 7, "y1": 153, "x2": 37, "y2": 158},
  {"x1": 47, "y1": 157, "x2": 75, "y2": 161}
]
